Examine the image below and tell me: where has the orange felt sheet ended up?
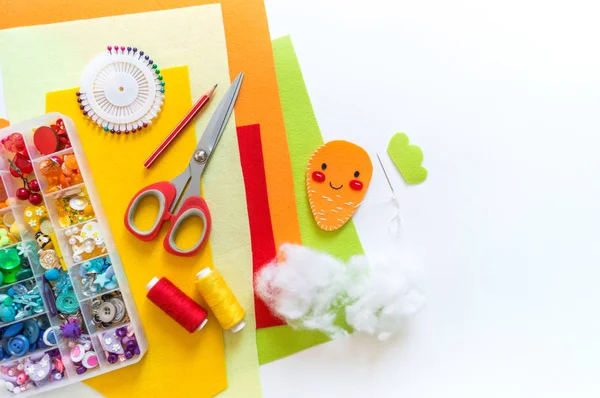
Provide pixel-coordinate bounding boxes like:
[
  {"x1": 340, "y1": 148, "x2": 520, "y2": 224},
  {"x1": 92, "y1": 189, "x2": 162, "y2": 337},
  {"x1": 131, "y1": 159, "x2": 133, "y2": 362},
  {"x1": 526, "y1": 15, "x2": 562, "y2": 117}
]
[{"x1": 0, "y1": 0, "x2": 301, "y2": 268}]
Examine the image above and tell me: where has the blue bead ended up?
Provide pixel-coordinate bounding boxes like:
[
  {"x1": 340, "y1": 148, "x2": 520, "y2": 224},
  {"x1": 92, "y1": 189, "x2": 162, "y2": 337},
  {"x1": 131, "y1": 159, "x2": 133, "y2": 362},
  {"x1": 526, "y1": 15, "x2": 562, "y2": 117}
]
[
  {"x1": 0, "y1": 306, "x2": 16, "y2": 322},
  {"x1": 45, "y1": 269, "x2": 60, "y2": 282},
  {"x1": 7, "y1": 288, "x2": 14, "y2": 297}
]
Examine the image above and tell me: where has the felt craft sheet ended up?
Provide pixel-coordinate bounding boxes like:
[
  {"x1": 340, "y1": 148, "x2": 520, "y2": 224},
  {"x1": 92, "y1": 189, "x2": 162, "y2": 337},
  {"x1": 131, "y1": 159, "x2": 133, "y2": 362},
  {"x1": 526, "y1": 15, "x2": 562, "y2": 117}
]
[
  {"x1": 255, "y1": 36, "x2": 366, "y2": 364},
  {"x1": 236, "y1": 124, "x2": 284, "y2": 329},
  {"x1": 0, "y1": 0, "x2": 302, "y2": 261},
  {"x1": 387, "y1": 133, "x2": 428, "y2": 184}
]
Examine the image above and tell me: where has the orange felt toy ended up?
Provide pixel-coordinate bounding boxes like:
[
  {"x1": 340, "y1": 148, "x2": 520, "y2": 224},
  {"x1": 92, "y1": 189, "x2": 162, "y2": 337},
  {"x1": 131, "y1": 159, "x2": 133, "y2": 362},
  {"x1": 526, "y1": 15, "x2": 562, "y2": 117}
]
[{"x1": 306, "y1": 140, "x2": 373, "y2": 231}]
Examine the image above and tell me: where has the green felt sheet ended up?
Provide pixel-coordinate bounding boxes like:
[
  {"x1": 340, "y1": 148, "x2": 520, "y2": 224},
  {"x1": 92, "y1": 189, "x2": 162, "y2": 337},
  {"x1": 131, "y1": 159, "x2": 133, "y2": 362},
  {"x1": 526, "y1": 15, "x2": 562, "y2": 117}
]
[{"x1": 256, "y1": 36, "x2": 365, "y2": 365}]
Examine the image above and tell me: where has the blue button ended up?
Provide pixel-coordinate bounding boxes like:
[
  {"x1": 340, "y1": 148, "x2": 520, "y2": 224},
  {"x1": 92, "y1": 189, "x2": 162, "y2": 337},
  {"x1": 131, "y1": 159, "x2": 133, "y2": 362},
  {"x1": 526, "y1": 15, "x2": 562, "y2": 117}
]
[
  {"x1": 37, "y1": 317, "x2": 50, "y2": 331},
  {"x1": 3, "y1": 322, "x2": 23, "y2": 337},
  {"x1": 42, "y1": 328, "x2": 57, "y2": 346},
  {"x1": 6, "y1": 335, "x2": 29, "y2": 357},
  {"x1": 22, "y1": 319, "x2": 40, "y2": 344},
  {"x1": 29, "y1": 342, "x2": 36, "y2": 351}
]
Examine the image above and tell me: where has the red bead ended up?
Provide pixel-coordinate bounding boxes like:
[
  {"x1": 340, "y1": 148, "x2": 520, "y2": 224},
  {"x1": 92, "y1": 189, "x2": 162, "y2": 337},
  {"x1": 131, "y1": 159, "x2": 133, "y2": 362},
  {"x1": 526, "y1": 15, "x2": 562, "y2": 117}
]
[
  {"x1": 28, "y1": 193, "x2": 43, "y2": 205},
  {"x1": 28, "y1": 180, "x2": 40, "y2": 192},
  {"x1": 349, "y1": 180, "x2": 363, "y2": 191},
  {"x1": 311, "y1": 171, "x2": 326, "y2": 183},
  {"x1": 50, "y1": 156, "x2": 64, "y2": 165},
  {"x1": 16, "y1": 188, "x2": 30, "y2": 200}
]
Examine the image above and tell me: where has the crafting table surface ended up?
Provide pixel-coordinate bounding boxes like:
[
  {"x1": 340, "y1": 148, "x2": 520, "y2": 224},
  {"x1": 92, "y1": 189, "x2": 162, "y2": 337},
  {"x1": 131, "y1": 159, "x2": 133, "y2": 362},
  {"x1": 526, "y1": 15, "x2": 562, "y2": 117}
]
[{"x1": 3, "y1": 0, "x2": 600, "y2": 397}]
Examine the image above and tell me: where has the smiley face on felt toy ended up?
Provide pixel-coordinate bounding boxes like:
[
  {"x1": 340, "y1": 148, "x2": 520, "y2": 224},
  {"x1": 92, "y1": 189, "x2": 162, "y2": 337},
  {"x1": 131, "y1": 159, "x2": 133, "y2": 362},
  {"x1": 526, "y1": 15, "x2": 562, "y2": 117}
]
[{"x1": 306, "y1": 140, "x2": 373, "y2": 231}]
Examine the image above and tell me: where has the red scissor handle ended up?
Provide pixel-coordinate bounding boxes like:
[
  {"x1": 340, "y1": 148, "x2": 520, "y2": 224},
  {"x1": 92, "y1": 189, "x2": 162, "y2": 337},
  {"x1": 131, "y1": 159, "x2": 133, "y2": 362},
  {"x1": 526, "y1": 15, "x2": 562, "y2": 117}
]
[
  {"x1": 163, "y1": 196, "x2": 212, "y2": 256},
  {"x1": 124, "y1": 181, "x2": 177, "y2": 241}
]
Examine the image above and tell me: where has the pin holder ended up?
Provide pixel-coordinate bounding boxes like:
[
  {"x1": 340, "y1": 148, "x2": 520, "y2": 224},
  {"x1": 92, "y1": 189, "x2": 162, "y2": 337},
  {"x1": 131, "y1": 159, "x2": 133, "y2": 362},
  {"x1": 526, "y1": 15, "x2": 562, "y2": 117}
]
[{"x1": 0, "y1": 114, "x2": 146, "y2": 397}]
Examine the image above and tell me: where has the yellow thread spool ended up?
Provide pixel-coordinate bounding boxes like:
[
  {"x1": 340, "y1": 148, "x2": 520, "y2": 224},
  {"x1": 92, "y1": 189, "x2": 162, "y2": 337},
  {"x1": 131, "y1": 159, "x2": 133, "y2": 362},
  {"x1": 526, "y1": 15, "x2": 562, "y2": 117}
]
[{"x1": 196, "y1": 267, "x2": 245, "y2": 333}]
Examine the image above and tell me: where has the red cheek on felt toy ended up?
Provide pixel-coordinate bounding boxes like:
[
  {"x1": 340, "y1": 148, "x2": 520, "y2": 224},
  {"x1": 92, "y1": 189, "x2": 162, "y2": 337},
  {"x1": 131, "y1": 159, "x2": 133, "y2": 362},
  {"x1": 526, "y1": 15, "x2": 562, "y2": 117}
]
[
  {"x1": 312, "y1": 171, "x2": 326, "y2": 183},
  {"x1": 349, "y1": 180, "x2": 363, "y2": 191}
]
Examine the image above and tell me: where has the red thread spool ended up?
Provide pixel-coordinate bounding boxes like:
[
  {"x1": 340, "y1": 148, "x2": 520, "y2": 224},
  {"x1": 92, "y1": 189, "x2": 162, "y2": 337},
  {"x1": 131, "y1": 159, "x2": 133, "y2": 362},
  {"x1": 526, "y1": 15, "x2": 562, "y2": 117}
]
[{"x1": 146, "y1": 277, "x2": 208, "y2": 333}]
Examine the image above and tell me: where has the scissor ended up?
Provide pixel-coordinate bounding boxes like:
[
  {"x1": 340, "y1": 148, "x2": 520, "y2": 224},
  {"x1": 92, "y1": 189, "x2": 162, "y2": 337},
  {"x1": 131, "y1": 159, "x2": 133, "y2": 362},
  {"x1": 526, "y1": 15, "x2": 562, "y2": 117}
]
[{"x1": 124, "y1": 72, "x2": 244, "y2": 256}]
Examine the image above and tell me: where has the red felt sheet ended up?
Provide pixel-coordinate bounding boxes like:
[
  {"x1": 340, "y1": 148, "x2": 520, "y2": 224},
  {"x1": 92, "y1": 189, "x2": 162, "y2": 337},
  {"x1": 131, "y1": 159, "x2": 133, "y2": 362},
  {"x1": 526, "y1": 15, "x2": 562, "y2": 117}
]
[{"x1": 237, "y1": 124, "x2": 284, "y2": 328}]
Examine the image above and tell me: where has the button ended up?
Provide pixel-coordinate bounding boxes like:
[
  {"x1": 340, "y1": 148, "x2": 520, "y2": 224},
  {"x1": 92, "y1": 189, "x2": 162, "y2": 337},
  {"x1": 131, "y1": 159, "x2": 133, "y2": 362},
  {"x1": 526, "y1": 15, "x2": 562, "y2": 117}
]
[
  {"x1": 26, "y1": 353, "x2": 51, "y2": 382},
  {"x1": 70, "y1": 344, "x2": 85, "y2": 363},
  {"x1": 82, "y1": 351, "x2": 99, "y2": 369},
  {"x1": 109, "y1": 298, "x2": 125, "y2": 322},
  {"x1": 6, "y1": 335, "x2": 29, "y2": 357},
  {"x1": 44, "y1": 269, "x2": 60, "y2": 282},
  {"x1": 56, "y1": 292, "x2": 79, "y2": 314},
  {"x1": 37, "y1": 317, "x2": 50, "y2": 331},
  {"x1": 22, "y1": 319, "x2": 40, "y2": 344},
  {"x1": 4, "y1": 322, "x2": 23, "y2": 337},
  {"x1": 97, "y1": 302, "x2": 116, "y2": 323},
  {"x1": 42, "y1": 327, "x2": 57, "y2": 346}
]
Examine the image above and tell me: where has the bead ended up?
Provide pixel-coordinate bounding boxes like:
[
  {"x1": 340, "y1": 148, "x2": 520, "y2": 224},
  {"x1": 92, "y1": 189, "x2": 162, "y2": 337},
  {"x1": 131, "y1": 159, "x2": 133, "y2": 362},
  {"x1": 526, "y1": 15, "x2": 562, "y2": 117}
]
[
  {"x1": 144, "y1": 55, "x2": 149, "y2": 60},
  {"x1": 77, "y1": 98, "x2": 82, "y2": 103},
  {"x1": 155, "y1": 69, "x2": 160, "y2": 74},
  {"x1": 120, "y1": 46, "x2": 125, "y2": 52},
  {"x1": 311, "y1": 171, "x2": 326, "y2": 183},
  {"x1": 124, "y1": 350, "x2": 133, "y2": 360},
  {"x1": 15, "y1": 269, "x2": 33, "y2": 281},
  {"x1": 148, "y1": 60, "x2": 153, "y2": 65},
  {"x1": 76, "y1": 366, "x2": 87, "y2": 375},
  {"x1": 152, "y1": 64, "x2": 157, "y2": 69},
  {"x1": 160, "y1": 81, "x2": 165, "y2": 86},
  {"x1": 127, "y1": 46, "x2": 131, "y2": 52},
  {"x1": 107, "y1": 353, "x2": 118, "y2": 364},
  {"x1": 28, "y1": 194, "x2": 42, "y2": 206},
  {"x1": 157, "y1": 75, "x2": 163, "y2": 80},
  {"x1": 104, "y1": 126, "x2": 109, "y2": 131},
  {"x1": 45, "y1": 269, "x2": 59, "y2": 281},
  {"x1": 132, "y1": 47, "x2": 137, "y2": 52},
  {"x1": 76, "y1": 92, "x2": 81, "y2": 96},
  {"x1": 1, "y1": 306, "x2": 16, "y2": 323},
  {"x1": 349, "y1": 180, "x2": 363, "y2": 191},
  {"x1": 107, "y1": 46, "x2": 112, "y2": 51},
  {"x1": 116, "y1": 327, "x2": 127, "y2": 338},
  {"x1": 139, "y1": 51, "x2": 144, "y2": 56}
]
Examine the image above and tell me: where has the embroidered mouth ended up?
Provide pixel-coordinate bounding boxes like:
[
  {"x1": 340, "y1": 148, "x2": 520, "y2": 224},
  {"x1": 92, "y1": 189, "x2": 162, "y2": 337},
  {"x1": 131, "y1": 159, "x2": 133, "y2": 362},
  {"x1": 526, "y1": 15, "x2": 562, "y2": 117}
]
[{"x1": 329, "y1": 182, "x2": 343, "y2": 190}]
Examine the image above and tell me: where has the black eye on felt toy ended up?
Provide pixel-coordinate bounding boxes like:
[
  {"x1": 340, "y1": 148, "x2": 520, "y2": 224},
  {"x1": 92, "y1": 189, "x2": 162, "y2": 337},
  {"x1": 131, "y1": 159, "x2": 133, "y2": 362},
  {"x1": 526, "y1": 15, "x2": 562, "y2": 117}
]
[
  {"x1": 354, "y1": 171, "x2": 360, "y2": 178},
  {"x1": 321, "y1": 163, "x2": 327, "y2": 170}
]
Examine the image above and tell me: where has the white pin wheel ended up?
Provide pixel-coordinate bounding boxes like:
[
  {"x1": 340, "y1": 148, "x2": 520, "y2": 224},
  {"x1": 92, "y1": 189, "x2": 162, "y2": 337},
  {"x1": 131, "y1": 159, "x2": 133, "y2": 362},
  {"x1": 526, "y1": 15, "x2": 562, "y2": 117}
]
[{"x1": 77, "y1": 46, "x2": 165, "y2": 134}]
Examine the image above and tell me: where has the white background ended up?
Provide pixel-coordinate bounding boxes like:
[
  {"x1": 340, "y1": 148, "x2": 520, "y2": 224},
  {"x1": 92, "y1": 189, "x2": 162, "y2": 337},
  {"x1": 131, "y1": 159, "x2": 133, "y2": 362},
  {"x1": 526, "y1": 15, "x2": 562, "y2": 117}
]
[
  {"x1": 2, "y1": 0, "x2": 600, "y2": 397},
  {"x1": 260, "y1": 0, "x2": 600, "y2": 397}
]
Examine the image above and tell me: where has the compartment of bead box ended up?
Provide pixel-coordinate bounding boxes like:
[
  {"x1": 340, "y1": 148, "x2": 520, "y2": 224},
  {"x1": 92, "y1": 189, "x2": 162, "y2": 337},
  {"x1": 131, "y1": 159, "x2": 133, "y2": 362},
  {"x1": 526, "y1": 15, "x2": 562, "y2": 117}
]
[{"x1": 0, "y1": 114, "x2": 146, "y2": 397}]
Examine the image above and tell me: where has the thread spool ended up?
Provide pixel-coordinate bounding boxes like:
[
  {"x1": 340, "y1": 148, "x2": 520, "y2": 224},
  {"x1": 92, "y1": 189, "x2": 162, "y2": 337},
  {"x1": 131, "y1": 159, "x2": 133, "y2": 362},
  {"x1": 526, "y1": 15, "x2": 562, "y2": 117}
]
[
  {"x1": 196, "y1": 268, "x2": 245, "y2": 333},
  {"x1": 146, "y1": 277, "x2": 208, "y2": 333}
]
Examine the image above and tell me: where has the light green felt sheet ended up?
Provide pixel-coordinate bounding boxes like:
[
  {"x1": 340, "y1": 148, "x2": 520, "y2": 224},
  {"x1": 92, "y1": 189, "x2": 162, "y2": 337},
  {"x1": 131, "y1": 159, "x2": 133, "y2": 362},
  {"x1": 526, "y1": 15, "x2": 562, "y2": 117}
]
[{"x1": 256, "y1": 36, "x2": 365, "y2": 364}]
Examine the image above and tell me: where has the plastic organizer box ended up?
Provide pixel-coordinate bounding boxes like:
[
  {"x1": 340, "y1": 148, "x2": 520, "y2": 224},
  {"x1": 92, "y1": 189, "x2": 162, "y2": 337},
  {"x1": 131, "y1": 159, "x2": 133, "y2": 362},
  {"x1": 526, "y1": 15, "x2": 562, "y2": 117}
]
[{"x1": 0, "y1": 113, "x2": 146, "y2": 396}]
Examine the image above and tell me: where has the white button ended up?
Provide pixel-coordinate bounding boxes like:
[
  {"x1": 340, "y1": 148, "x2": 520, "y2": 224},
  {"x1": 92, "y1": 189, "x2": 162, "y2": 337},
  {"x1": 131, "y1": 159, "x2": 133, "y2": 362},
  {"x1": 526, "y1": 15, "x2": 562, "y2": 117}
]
[{"x1": 98, "y1": 302, "x2": 116, "y2": 323}]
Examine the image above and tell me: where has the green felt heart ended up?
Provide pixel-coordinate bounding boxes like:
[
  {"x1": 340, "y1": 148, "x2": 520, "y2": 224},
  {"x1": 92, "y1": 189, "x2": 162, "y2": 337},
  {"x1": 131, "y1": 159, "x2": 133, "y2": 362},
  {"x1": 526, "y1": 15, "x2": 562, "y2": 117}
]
[{"x1": 387, "y1": 133, "x2": 428, "y2": 184}]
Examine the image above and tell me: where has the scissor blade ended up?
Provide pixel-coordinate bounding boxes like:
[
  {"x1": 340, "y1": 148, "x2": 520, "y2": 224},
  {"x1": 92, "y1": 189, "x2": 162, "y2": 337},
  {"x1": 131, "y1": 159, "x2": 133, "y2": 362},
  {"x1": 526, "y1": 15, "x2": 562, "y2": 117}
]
[{"x1": 189, "y1": 72, "x2": 244, "y2": 171}]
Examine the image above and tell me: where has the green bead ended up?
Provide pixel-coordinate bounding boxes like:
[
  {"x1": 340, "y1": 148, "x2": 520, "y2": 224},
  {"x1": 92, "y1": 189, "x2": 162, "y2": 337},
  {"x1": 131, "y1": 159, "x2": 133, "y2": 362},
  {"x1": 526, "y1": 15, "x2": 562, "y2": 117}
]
[
  {"x1": 160, "y1": 82, "x2": 165, "y2": 86},
  {"x1": 160, "y1": 88, "x2": 165, "y2": 93},
  {"x1": 3, "y1": 297, "x2": 13, "y2": 306},
  {"x1": 158, "y1": 75, "x2": 163, "y2": 80},
  {"x1": 155, "y1": 69, "x2": 161, "y2": 75},
  {"x1": 152, "y1": 64, "x2": 158, "y2": 69}
]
